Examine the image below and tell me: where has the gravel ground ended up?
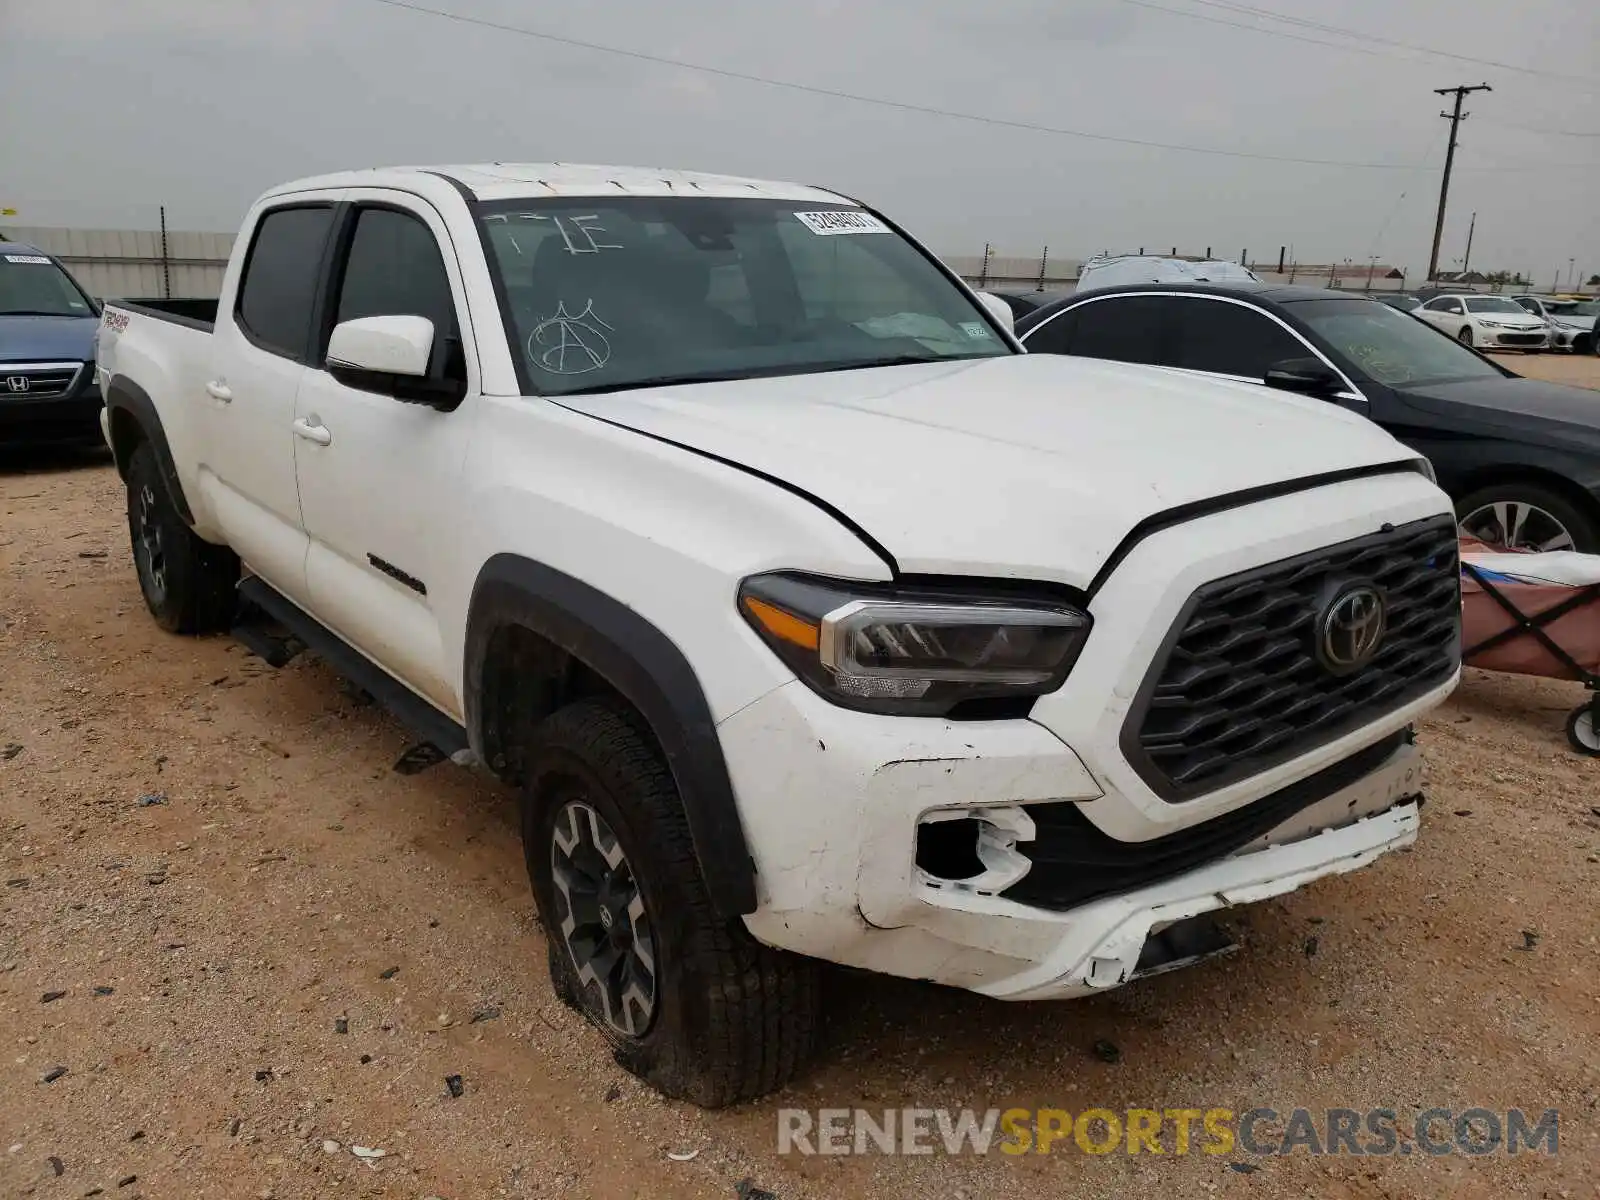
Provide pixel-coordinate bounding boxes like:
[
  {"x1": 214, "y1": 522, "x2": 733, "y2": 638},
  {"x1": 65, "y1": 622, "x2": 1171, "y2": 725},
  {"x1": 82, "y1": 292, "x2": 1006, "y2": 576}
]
[{"x1": 2, "y1": 352, "x2": 1597, "y2": 1199}]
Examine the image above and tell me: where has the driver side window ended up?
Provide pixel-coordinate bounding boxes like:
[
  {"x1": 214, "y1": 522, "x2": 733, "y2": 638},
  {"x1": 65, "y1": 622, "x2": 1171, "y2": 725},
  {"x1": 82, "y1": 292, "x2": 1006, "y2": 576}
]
[{"x1": 328, "y1": 207, "x2": 460, "y2": 370}]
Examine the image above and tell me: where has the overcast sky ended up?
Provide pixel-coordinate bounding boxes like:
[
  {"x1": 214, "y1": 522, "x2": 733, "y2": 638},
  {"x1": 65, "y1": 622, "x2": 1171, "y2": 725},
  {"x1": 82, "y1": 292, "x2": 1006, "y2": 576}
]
[{"x1": 2, "y1": 0, "x2": 1596, "y2": 279}]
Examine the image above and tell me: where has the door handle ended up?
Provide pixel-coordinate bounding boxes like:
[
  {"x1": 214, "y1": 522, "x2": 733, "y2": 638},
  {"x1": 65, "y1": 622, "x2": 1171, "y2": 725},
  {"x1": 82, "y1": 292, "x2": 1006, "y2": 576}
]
[
  {"x1": 206, "y1": 380, "x2": 233, "y2": 403},
  {"x1": 292, "y1": 417, "x2": 333, "y2": 446}
]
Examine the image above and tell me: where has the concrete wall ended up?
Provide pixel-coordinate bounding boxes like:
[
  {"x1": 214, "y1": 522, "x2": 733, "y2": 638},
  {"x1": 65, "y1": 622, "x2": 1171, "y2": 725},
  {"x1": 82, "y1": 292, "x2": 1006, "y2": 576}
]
[{"x1": 2, "y1": 225, "x2": 233, "y2": 300}]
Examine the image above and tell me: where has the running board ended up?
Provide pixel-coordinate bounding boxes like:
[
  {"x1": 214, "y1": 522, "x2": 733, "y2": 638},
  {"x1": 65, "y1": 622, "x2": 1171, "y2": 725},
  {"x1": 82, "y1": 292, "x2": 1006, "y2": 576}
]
[{"x1": 235, "y1": 576, "x2": 470, "y2": 759}]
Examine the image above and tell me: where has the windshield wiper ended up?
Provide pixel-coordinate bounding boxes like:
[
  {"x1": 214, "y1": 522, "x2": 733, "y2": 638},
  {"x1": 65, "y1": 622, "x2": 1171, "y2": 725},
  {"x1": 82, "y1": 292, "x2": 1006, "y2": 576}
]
[
  {"x1": 555, "y1": 367, "x2": 787, "y2": 397},
  {"x1": 552, "y1": 353, "x2": 992, "y2": 398}
]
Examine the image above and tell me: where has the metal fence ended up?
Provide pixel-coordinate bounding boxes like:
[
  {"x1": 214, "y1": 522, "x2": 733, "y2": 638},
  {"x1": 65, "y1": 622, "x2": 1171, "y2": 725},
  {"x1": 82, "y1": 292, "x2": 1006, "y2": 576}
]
[
  {"x1": 1, "y1": 225, "x2": 232, "y2": 300},
  {"x1": 3, "y1": 223, "x2": 1581, "y2": 302}
]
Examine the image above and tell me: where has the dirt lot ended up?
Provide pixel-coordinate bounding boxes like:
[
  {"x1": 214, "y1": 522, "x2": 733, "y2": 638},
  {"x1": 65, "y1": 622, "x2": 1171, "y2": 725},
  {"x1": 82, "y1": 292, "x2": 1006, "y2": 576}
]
[{"x1": 2, "y1": 353, "x2": 1598, "y2": 1200}]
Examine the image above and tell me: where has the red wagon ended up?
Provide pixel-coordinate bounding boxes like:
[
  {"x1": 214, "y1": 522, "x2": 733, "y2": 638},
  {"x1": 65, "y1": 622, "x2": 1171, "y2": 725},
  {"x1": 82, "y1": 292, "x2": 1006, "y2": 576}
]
[{"x1": 1459, "y1": 538, "x2": 1600, "y2": 755}]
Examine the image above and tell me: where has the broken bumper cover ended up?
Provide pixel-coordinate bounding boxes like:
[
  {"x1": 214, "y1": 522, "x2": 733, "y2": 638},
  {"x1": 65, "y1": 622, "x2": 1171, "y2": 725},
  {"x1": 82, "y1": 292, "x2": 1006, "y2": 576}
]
[
  {"x1": 723, "y1": 679, "x2": 1425, "y2": 1001},
  {"x1": 974, "y1": 790, "x2": 1418, "y2": 1000}
]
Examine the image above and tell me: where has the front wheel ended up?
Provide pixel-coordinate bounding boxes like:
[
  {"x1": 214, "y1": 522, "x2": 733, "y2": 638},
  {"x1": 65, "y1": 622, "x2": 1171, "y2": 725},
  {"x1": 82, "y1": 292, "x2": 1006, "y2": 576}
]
[
  {"x1": 1458, "y1": 326, "x2": 1474, "y2": 347},
  {"x1": 1456, "y1": 481, "x2": 1600, "y2": 554},
  {"x1": 522, "y1": 700, "x2": 820, "y2": 1107},
  {"x1": 125, "y1": 442, "x2": 239, "y2": 633}
]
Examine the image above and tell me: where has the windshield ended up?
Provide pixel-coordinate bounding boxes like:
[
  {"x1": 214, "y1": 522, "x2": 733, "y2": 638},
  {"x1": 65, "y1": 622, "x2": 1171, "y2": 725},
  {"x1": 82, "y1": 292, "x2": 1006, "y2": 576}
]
[
  {"x1": 0, "y1": 252, "x2": 95, "y2": 318},
  {"x1": 1463, "y1": 296, "x2": 1526, "y2": 315},
  {"x1": 476, "y1": 197, "x2": 1011, "y2": 396},
  {"x1": 1296, "y1": 298, "x2": 1506, "y2": 387},
  {"x1": 1562, "y1": 300, "x2": 1598, "y2": 317}
]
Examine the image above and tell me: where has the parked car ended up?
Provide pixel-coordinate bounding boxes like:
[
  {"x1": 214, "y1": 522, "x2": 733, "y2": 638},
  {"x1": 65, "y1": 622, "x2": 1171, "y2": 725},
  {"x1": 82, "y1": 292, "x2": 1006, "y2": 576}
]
[
  {"x1": 1412, "y1": 284, "x2": 1477, "y2": 303},
  {"x1": 986, "y1": 288, "x2": 1058, "y2": 320},
  {"x1": 0, "y1": 242, "x2": 104, "y2": 446},
  {"x1": 1511, "y1": 295, "x2": 1597, "y2": 355},
  {"x1": 1375, "y1": 293, "x2": 1422, "y2": 314},
  {"x1": 1014, "y1": 282, "x2": 1600, "y2": 553},
  {"x1": 1414, "y1": 293, "x2": 1549, "y2": 351},
  {"x1": 97, "y1": 164, "x2": 1461, "y2": 1106}
]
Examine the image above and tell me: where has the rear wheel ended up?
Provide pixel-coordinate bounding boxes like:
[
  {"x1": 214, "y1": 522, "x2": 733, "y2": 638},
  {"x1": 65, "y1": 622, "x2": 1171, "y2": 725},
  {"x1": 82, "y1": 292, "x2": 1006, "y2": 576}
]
[
  {"x1": 126, "y1": 442, "x2": 239, "y2": 633},
  {"x1": 1456, "y1": 481, "x2": 1600, "y2": 554},
  {"x1": 521, "y1": 700, "x2": 820, "y2": 1107}
]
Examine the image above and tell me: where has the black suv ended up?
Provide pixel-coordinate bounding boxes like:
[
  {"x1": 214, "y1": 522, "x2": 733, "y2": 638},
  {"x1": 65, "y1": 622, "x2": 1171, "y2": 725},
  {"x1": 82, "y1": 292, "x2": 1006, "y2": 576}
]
[{"x1": 1016, "y1": 283, "x2": 1600, "y2": 553}]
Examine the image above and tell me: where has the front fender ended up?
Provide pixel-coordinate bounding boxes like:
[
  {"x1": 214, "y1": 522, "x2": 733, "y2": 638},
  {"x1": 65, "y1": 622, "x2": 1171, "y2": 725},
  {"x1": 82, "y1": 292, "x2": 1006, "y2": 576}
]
[{"x1": 464, "y1": 554, "x2": 758, "y2": 918}]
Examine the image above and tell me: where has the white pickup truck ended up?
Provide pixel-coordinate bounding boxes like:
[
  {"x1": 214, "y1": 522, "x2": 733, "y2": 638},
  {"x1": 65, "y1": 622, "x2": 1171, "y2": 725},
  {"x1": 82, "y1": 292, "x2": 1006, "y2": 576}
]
[{"x1": 96, "y1": 163, "x2": 1462, "y2": 1107}]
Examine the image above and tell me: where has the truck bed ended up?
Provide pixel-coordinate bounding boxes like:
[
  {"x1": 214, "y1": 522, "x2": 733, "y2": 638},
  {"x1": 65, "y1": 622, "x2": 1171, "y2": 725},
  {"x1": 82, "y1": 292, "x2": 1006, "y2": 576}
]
[{"x1": 111, "y1": 297, "x2": 219, "y2": 332}]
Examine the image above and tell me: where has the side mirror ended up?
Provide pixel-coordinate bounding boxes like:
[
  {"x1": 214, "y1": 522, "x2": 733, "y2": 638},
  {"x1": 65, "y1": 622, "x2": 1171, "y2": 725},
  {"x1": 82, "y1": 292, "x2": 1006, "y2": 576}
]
[
  {"x1": 326, "y1": 315, "x2": 464, "y2": 410},
  {"x1": 975, "y1": 291, "x2": 1015, "y2": 335},
  {"x1": 1264, "y1": 356, "x2": 1344, "y2": 398},
  {"x1": 328, "y1": 314, "x2": 433, "y2": 377}
]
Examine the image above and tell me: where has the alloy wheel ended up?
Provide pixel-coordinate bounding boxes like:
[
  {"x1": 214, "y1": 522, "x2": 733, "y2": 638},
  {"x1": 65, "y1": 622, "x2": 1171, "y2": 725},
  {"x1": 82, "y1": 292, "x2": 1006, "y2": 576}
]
[
  {"x1": 550, "y1": 799, "x2": 658, "y2": 1038},
  {"x1": 135, "y1": 483, "x2": 168, "y2": 602},
  {"x1": 1459, "y1": 501, "x2": 1575, "y2": 552}
]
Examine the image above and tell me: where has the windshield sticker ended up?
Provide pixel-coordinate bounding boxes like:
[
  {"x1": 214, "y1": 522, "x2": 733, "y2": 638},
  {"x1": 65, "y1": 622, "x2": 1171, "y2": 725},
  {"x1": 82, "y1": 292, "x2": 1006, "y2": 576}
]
[
  {"x1": 529, "y1": 300, "x2": 614, "y2": 374},
  {"x1": 960, "y1": 322, "x2": 990, "y2": 339},
  {"x1": 793, "y1": 211, "x2": 889, "y2": 236},
  {"x1": 4, "y1": 254, "x2": 51, "y2": 264}
]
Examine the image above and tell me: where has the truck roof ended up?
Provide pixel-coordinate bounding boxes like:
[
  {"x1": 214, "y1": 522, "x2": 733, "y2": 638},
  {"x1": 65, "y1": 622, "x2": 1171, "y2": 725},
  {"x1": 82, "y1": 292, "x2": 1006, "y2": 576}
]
[{"x1": 263, "y1": 163, "x2": 853, "y2": 205}]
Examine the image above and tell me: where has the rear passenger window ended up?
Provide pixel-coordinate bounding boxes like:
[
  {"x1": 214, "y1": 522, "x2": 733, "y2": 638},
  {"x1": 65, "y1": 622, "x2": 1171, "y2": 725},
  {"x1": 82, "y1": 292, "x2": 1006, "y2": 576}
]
[
  {"x1": 1171, "y1": 299, "x2": 1305, "y2": 379},
  {"x1": 235, "y1": 206, "x2": 335, "y2": 361},
  {"x1": 1065, "y1": 297, "x2": 1170, "y2": 366},
  {"x1": 333, "y1": 208, "x2": 457, "y2": 342}
]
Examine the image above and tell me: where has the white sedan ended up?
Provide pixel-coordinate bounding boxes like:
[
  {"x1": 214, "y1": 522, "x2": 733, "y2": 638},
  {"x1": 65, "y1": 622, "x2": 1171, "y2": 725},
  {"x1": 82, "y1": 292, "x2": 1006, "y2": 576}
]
[
  {"x1": 1513, "y1": 295, "x2": 1598, "y2": 355},
  {"x1": 1414, "y1": 294, "x2": 1549, "y2": 352}
]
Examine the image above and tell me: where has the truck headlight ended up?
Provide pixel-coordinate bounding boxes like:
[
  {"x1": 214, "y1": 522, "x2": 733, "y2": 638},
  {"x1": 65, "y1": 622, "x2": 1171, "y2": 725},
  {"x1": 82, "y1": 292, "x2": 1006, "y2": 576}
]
[{"x1": 738, "y1": 572, "x2": 1091, "y2": 716}]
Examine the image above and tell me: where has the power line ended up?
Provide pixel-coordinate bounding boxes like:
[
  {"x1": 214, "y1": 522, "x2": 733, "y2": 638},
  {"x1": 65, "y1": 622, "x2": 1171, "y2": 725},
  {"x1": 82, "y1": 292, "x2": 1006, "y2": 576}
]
[
  {"x1": 1473, "y1": 118, "x2": 1600, "y2": 138},
  {"x1": 1119, "y1": 0, "x2": 1421, "y2": 64},
  {"x1": 362, "y1": 0, "x2": 1594, "y2": 174},
  {"x1": 1157, "y1": 0, "x2": 1600, "y2": 85}
]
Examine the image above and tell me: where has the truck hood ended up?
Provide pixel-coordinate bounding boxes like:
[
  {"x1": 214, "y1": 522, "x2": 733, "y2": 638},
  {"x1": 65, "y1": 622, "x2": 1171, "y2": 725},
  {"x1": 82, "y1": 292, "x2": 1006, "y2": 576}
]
[
  {"x1": 554, "y1": 354, "x2": 1423, "y2": 588},
  {"x1": 0, "y1": 314, "x2": 99, "y2": 363}
]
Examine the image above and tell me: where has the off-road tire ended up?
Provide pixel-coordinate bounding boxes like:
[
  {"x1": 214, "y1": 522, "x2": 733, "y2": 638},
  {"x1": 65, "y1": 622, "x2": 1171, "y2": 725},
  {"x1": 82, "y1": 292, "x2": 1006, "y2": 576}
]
[
  {"x1": 521, "y1": 699, "x2": 820, "y2": 1107},
  {"x1": 126, "y1": 441, "x2": 239, "y2": 633}
]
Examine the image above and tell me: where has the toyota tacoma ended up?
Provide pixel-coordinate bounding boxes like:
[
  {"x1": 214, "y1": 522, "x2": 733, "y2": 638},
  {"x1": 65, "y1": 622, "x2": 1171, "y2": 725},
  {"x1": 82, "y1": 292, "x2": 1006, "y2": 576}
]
[{"x1": 95, "y1": 164, "x2": 1463, "y2": 1106}]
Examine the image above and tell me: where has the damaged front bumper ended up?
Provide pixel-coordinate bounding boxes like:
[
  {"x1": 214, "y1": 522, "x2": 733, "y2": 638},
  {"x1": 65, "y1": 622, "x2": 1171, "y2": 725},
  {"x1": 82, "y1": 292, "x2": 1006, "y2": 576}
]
[
  {"x1": 974, "y1": 785, "x2": 1419, "y2": 1000},
  {"x1": 724, "y1": 678, "x2": 1425, "y2": 1000}
]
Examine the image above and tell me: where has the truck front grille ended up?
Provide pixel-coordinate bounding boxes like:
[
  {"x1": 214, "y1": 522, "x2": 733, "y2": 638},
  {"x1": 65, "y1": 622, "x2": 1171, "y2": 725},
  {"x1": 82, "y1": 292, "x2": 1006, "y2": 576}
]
[
  {"x1": 1123, "y1": 515, "x2": 1460, "y2": 801},
  {"x1": 1, "y1": 362, "x2": 84, "y2": 399}
]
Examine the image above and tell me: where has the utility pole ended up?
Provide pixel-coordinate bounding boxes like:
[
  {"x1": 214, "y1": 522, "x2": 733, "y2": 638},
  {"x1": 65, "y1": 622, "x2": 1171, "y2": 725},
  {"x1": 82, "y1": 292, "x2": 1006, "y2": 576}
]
[
  {"x1": 1461, "y1": 211, "x2": 1476, "y2": 276},
  {"x1": 1427, "y1": 83, "x2": 1491, "y2": 283}
]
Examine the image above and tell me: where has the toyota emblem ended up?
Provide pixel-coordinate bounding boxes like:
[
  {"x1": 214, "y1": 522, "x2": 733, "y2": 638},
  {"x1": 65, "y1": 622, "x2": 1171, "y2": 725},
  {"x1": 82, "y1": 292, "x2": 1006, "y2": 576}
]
[
  {"x1": 1317, "y1": 585, "x2": 1387, "y2": 674},
  {"x1": 5, "y1": 376, "x2": 28, "y2": 394}
]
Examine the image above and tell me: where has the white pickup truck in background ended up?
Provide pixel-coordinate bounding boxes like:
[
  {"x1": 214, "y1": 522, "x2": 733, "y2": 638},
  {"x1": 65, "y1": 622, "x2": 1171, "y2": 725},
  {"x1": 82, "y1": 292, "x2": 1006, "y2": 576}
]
[{"x1": 95, "y1": 163, "x2": 1462, "y2": 1107}]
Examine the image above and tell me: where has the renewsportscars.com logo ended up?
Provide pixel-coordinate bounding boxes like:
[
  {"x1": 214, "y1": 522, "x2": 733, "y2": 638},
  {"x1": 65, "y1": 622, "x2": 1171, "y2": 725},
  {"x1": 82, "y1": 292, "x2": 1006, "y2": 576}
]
[{"x1": 777, "y1": 1107, "x2": 1560, "y2": 1158}]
